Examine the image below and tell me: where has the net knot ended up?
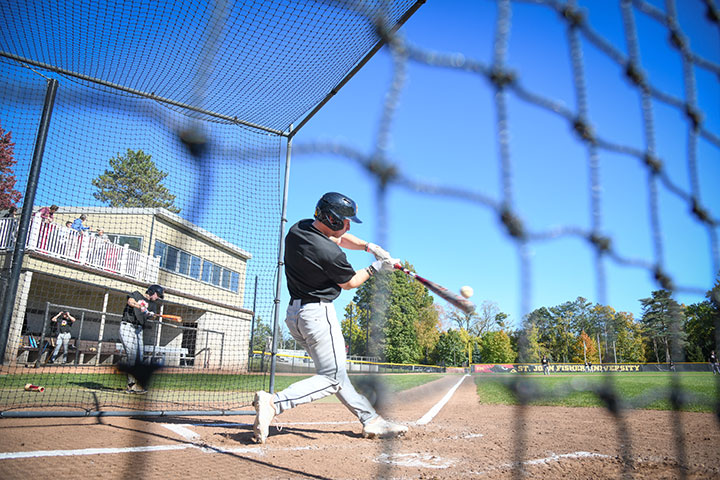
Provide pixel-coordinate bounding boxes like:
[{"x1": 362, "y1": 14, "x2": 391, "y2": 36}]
[
  {"x1": 561, "y1": 6, "x2": 585, "y2": 27},
  {"x1": 684, "y1": 104, "x2": 702, "y2": 130},
  {"x1": 489, "y1": 68, "x2": 516, "y2": 88},
  {"x1": 367, "y1": 158, "x2": 398, "y2": 187},
  {"x1": 624, "y1": 63, "x2": 646, "y2": 89},
  {"x1": 643, "y1": 153, "x2": 662, "y2": 174},
  {"x1": 653, "y1": 266, "x2": 675, "y2": 291},
  {"x1": 589, "y1": 233, "x2": 611, "y2": 252},
  {"x1": 500, "y1": 208, "x2": 525, "y2": 240},
  {"x1": 691, "y1": 198, "x2": 714, "y2": 225},
  {"x1": 572, "y1": 118, "x2": 596, "y2": 144}
]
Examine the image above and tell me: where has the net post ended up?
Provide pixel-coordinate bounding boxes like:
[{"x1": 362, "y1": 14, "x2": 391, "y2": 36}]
[
  {"x1": 269, "y1": 124, "x2": 293, "y2": 394},
  {"x1": 0, "y1": 78, "x2": 58, "y2": 364}
]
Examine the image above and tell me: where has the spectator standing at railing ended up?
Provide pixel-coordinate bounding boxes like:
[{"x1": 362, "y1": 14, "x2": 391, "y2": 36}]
[
  {"x1": 37, "y1": 204, "x2": 58, "y2": 223},
  {"x1": 119, "y1": 284, "x2": 164, "y2": 394},
  {"x1": 3, "y1": 206, "x2": 18, "y2": 218},
  {"x1": 49, "y1": 311, "x2": 76, "y2": 364},
  {"x1": 71, "y1": 214, "x2": 90, "y2": 232}
]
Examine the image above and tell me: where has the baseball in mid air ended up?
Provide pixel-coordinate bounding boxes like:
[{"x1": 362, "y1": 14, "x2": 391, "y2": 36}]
[{"x1": 460, "y1": 286, "x2": 473, "y2": 299}]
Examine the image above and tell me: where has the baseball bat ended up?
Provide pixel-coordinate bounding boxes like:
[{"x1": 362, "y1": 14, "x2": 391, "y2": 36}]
[
  {"x1": 24, "y1": 383, "x2": 45, "y2": 392},
  {"x1": 156, "y1": 314, "x2": 182, "y2": 322},
  {"x1": 394, "y1": 263, "x2": 476, "y2": 315}
]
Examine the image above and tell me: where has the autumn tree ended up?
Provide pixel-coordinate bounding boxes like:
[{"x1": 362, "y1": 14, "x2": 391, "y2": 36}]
[
  {"x1": 0, "y1": 123, "x2": 22, "y2": 209},
  {"x1": 571, "y1": 331, "x2": 599, "y2": 364},
  {"x1": 92, "y1": 149, "x2": 180, "y2": 213}
]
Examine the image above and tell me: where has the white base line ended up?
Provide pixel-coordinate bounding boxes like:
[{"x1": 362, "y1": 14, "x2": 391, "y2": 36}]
[
  {"x1": 1, "y1": 375, "x2": 470, "y2": 460},
  {"x1": 0, "y1": 444, "x2": 191, "y2": 460},
  {"x1": 415, "y1": 374, "x2": 468, "y2": 426}
]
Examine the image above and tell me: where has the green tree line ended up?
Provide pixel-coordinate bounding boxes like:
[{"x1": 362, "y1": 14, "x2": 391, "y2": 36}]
[{"x1": 258, "y1": 264, "x2": 719, "y2": 368}]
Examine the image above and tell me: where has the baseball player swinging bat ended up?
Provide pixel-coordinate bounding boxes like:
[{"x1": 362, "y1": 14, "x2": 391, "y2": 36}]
[{"x1": 394, "y1": 263, "x2": 476, "y2": 314}]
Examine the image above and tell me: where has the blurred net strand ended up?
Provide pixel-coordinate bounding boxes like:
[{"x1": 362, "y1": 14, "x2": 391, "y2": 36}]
[
  {"x1": 0, "y1": 51, "x2": 286, "y2": 137},
  {"x1": 296, "y1": 0, "x2": 719, "y2": 299}
]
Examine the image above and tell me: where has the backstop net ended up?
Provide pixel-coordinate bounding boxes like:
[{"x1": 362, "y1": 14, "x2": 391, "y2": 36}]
[{"x1": 0, "y1": 0, "x2": 421, "y2": 415}]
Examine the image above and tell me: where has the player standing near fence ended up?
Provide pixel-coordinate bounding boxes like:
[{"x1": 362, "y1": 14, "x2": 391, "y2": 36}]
[
  {"x1": 49, "y1": 311, "x2": 76, "y2": 364},
  {"x1": 253, "y1": 192, "x2": 408, "y2": 443},
  {"x1": 119, "y1": 284, "x2": 164, "y2": 394},
  {"x1": 710, "y1": 351, "x2": 719, "y2": 375},
  {"x1": 541, "y1": 355, "x2": 550, "y2": 375}
]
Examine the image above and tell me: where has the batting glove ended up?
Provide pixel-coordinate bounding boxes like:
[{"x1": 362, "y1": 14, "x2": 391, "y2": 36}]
[
  {"x1": 371, "y1": 258, "x2": 398, "y2": 273},
  {"x1": 366, "y1": 242, "x2": 391, "y2": 261}
]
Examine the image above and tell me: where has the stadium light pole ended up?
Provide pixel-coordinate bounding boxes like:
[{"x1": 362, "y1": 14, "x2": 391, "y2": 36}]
[{"x1": 0, "y1": 78, "x2": 58, "y2": 364}]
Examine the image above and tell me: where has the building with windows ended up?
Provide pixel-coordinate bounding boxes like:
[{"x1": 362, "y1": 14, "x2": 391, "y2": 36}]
[{"x1": 0, "y1": 207, "x2": 255, "y2": 370}]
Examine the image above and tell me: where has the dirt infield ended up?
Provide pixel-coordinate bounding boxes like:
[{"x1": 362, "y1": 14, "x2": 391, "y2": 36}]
[{"x1": 0, "y1": 375, "x2": 719, "y2": 479}]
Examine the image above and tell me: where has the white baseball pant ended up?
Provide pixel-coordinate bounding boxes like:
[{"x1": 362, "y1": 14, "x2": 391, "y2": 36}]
[{"x1": 272, "y1": 300, "x2": 378, "y2": 425}]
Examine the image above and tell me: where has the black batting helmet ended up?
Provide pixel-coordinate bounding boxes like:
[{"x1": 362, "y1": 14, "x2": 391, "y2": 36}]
[
  {"x1": 146, "y1": 284, "x2": 164, "y2": 299},
  {"x1": 314, "y1": 192, "x2": 362, "y2": 231}
]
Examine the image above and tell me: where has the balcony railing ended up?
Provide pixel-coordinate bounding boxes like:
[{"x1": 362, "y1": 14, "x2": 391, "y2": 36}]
[{"x1": 0, "y1": 217, "x2": 159, "y2": 283}]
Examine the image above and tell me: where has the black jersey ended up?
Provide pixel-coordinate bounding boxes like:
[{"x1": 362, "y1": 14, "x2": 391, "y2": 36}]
[
  {"x1": 56, "y1": 316, "x2": 73, "y2": 334},
  {"x1": 284, "y1": 219, "x2": 355, "y2": 302},
  {"x1": 122, "y1": 291, "x2": 157, "y2": 327}
]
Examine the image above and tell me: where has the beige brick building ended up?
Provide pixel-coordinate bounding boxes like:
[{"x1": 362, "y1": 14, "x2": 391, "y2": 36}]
[{"x1": 0, "y1": 207, "x2": 254, "y2": 370}]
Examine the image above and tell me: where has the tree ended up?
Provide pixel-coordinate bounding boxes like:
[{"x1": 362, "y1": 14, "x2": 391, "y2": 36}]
[
  {"x1": 571, "y1": 331, "x2": 599, "y2": 364},
  {"x1": 611, "y1": 311, "x2": 645, "y2": 363},
  {"x1": 684, "y1": 277, "x2": 720, "y2": 362},
  {"x1": 251, "y1": 317, "x2": 273, "y2": 352},
  {"x1": 0, "y1": 123, "x2": 22, "y2": 209},
  {"x1": 92, "y1": 149, "x2": 180, "y2": 213},
  {"x1": 431, "y1": 329, "x2": 466, "y2": 366},
  {"x1": 342, "y1": 301, "x2": 367, "y2": 357},
  {"x1": 347, "y1": 261, "x2": 435, "y2": 363},
  {"x1": 640, "y1": 290, "x2": 686, "y2": 363},
  {"x1": 415, "y1": 304, "x2": 442, "y2": 364},
  {"x1": 479, "y1": 330, "x2": 515, "y2": 363}
]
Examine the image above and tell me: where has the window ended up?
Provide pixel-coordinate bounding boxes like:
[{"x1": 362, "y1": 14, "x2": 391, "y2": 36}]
[
  {"x1": 178, "y1": 251, "x2": 190, "y2": 276},
  {"x1": 108, "y1": 234, "x2": 143, "y2": 252},
  {"x1": 202, "y1": 259, "x2": 212, "y2": 283},
  {"x1": 154, "y1": 240, "x2": 241, "y2": 293},
  {"x1": 190, "y1": 256, "x2": 201, "y2": 279}
]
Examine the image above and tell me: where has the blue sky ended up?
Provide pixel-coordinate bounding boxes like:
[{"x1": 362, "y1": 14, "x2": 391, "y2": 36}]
[
  {"x1": 1, "y1": 0, "x2": 718, "y2": 333},
  {"x1": 281, "y1": 0, "x2": 720, "y2": 328}
]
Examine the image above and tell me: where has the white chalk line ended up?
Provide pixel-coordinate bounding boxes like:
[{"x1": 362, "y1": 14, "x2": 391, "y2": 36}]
[
  {"x1": 0, "y1": 375, "x2": 469, "y2": 461},
  {"x1": 414, "y1": 374, "x2": 468, "y2": 425},
  {"x1": 471, "y1": 451, "x2": 614, "y2": 476}
]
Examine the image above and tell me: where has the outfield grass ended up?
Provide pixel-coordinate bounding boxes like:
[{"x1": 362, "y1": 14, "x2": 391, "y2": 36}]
[{"x1": 474, "y1": 373, "x2": 719, "y2": 413}]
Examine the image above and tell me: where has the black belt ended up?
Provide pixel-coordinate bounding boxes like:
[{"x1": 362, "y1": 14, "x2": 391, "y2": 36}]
[{"x1": 290, "y1": 298, "x2": 328, "y2": 305}]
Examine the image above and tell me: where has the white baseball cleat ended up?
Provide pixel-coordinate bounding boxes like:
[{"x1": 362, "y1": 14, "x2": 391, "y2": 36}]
[
  {"x1": 362, "y1": 415, "x2": 408, "y2": 439},
  {"x1": 253, "y1": 391, "x2": 276, "y2": 444}
]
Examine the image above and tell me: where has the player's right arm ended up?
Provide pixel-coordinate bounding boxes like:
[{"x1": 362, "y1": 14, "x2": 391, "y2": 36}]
[
  {"x1": 339, "y1": 258, "x2": 397, "y2": 290},
  {"x1": 51, "y1": 312, "x2": 62, "y2": 322}
]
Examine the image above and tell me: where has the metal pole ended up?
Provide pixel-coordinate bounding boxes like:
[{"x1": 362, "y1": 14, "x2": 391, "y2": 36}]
[
  {"x1": 269, "y1": 125, "x2": 293, "y2": 394},
  {"x1": 0, "y1": 78, "x2": 58, "y2": 364},
  {"x1": 248, "y1": 275, "x2": 258, "y2": 363}
]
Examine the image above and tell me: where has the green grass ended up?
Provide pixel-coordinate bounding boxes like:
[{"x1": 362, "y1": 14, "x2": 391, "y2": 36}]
[
  {"x1": 0, "y1": 371, "x2": 442, "y2": 394},
  {"x1": 474, "y1": 373, "x2": 719, "y2": 413}
]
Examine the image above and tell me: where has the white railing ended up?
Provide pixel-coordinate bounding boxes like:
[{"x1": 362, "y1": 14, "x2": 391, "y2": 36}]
[{"x1": 0, "y1": 217, "x2": 159, "y2": 283}]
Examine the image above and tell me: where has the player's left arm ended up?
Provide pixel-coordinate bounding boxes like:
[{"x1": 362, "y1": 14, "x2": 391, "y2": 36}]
[{"x1": 336, "y1": 232, "x2": 391, "y2": 259}]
